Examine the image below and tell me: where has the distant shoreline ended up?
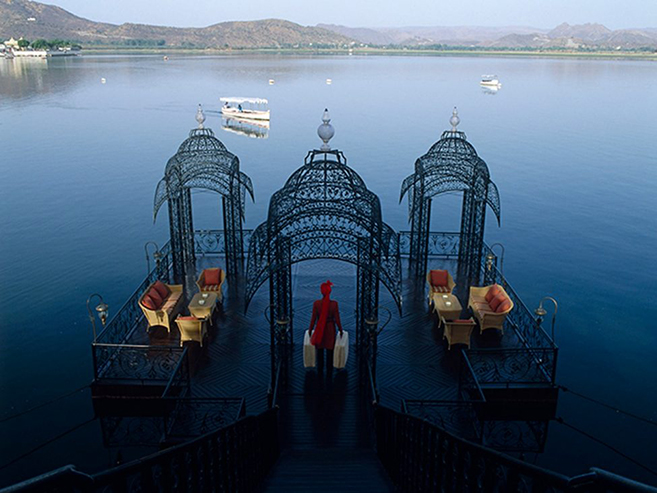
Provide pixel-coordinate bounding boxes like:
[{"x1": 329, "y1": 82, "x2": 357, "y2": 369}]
[{"x1": 80, "y1": 47, "x2": 657, "y2": 60}]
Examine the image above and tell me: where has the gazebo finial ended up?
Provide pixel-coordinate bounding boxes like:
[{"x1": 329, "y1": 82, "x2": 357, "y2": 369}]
[
  {"x1": 450, "y1": 106, "x2": 460, "y2": 131},
  {"x1": 196, "y1": 104, "x2": 206, "y2": 129},
  {"x1": 317, "y1": 108, "x2": 335, "y2": 151}
]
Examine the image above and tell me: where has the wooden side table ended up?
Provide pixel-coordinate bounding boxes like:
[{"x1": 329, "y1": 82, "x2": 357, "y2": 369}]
[
  {"x1": 189, "y1": 292, "x2": 218, "y2": 322},
  {"x1": 432, "y1": 293, "x2": 462, "y2": 322}
]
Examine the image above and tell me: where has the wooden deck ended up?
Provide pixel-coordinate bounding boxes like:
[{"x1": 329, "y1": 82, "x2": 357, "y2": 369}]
[{"x1": 114, "y1": 255, "x2": 539, "y2": 488}]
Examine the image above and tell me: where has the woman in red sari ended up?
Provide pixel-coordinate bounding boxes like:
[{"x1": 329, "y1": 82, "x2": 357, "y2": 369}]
[{"x1": 308, "y1": 280, "x2": 344, "y2": 374}]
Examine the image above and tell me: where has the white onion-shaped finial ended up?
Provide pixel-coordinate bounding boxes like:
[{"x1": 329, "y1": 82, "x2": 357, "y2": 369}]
[
  {"x1": 450, "y1": 107, "x2": 460, "y2": 131},
  {"x1": 317, "y1": 108, "x2": 335, "y2": 151},
  {"x1": 196, "y1": 104, "x2": 206, "y2": 129}
]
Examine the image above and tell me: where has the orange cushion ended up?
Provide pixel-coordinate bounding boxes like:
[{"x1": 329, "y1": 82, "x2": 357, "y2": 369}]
[
  {"x1": 153, "y1": 280, "x2": 169, "y2": 299},
  {"x1": 430, "y1": 270, "x2": 448, "y2": 287},
  {"x1": 489, "y1": 293, "x2": 506, "y2": 312},
  {"x1": 453, "y1": 319, "x2": 473, "y2": 324},
  {"x1": 496, "y1": 299, "x2": 512, "y2": 313},
  {"x1": 141, "y1": 294, "x2": 158, "y2": 310},
  {"x1": 178, "y1": 316, "x2": 197, "y2": 321},
  {"x1": 149, "y1": 288, "x2": 163, "y2": 307},
  {"x1": 485, "y1": 285, "x2": 502, "y2": 303},
  {"x1": 205, "y1": 269, "x2": 221, "y2": 285}
]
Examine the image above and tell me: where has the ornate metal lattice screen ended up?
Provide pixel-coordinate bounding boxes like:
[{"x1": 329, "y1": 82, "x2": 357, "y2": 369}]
[
  {"x1": 245, "y1": 112, "x2": 402, "y2": 387},
  {"x1": 400, "y1": 109, "x2": 501, "y2": 289},
  {"x1": 154, "y1": 107, "x2": 254, "y2": 282}
]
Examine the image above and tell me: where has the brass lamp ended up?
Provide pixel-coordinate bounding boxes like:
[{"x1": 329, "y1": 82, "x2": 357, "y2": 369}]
[
  {"x1": 535, "y1": 296, "x2": 558, "y2": 342},
  {"x1": 87, "y1": 293, "x2": 109, "y2": 342}
]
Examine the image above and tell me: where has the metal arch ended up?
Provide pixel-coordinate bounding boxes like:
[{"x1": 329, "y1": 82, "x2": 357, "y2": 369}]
[
  {"x1": 153, "y1": 127, "x2": 254, "y2": 282},
  {"x1": 246, "y1": 146, "x2": 402, "y2": 393},
  {"x1": 400, "y1": 127, "x2": 501, "y2": 287}
]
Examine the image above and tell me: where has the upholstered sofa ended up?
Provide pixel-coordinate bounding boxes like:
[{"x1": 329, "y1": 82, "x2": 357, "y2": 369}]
[
  {"x1": 139, "y1": 280, "x2": 184, "y2": 333},
  {"x1": 196, "y1": 268, "x2": 226, "y2": 302},
  {"x1": 468, "y1": 284, "x2": 514, "y2": 334}
]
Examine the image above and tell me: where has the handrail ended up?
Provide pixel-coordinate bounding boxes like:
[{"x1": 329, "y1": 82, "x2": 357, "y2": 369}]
[
  {"x1": 162, "y1": 346, "x2": 189, "y2": 398},
  {"x1": 459, "y1": 348, "x2": 486, "y2": 401}
]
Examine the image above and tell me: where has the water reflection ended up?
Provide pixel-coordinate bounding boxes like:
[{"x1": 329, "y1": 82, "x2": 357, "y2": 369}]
[
  {"x1": 481, "y1": 84, "x2": 500, "y2": 95},
  {"x1": 0, "y1": 57, "x2": 81, "y2": 100},
  {"x1": 221, "y1": 117, "x2": 269, "y2": 139}
]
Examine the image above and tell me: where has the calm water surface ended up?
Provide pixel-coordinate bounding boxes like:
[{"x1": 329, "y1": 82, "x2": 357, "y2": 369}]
[{"x1": 0, "y1": 54, "x2": 656, "y2": 485}]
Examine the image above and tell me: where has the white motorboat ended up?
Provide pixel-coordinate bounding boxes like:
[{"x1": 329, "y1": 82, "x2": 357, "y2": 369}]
[
  {"x1": 480, "y1": 75, "x2": 501, "y2": 87},
  {"x1": 220, "y1": 97, "x2": 270, "y2": 121}
]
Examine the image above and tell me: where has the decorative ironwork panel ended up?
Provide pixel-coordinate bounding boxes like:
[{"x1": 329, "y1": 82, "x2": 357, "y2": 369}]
[
  {"x1": 93, "y1": 344, "x2": 187, "y2": 383},
  {"x1": 153, "y1": 114, "x2": 254, "y2": 282},
  {"x1": 400, "y1": 113, "x2": 501, "y2": 292},
  {"x1": 165, "y1": 398, "x2": 246, "y2": 440},
  {"x1": 461, "y1": 348, "x2": 555, "y2": 387}
]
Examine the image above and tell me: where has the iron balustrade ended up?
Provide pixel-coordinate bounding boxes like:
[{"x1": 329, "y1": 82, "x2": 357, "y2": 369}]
[
  {"x1": 3, "y1": 408, "x2": 281, "y2": 493},
  {"x1": 194, "y1": 229, "x2": 253, "y2": 256},
  {"x1": 461, "y1": 348, "x2": 555, "y2": 389},
  {"x1": 402, "y1": 400, "x2": 550, "y2": 454},
  {"x1": 374, "y1": 404, "x2": 657, "y2": 493},
  {"x1": 164, "y1": 398, "x2": 246, "y2": 441},
  {"x1": 400, "y1": 231, "x2": 461, "y2": 258},
  {"x1": 93, "y1": 344, "x2": 189, "y2": 388}
]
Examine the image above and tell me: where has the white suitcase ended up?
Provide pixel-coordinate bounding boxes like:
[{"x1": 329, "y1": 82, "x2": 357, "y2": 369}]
[
  {"x1": 303, "y1": 330, "x2": 316, "y2": 368},
  {"x1": 333, "y1": 331, "x2": 349, "y2": 369}
]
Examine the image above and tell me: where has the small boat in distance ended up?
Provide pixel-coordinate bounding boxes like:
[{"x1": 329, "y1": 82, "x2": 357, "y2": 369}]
[
  {"x1": 480, "y1": 75, "x2": 501, "y2": 87},
  {"x1": 220, "y1": 97, "x2": 270, "y2": 121}
]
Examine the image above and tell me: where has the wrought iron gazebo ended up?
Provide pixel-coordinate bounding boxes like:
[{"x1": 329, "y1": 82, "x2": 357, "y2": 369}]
[
  {"x1": 154, "y1": 106, "x2": 254, "y2": 283},
  {"x1": 400, "y1": 108, "x2": 501, "y2": 288},
  {"x1": 245, "y1": 110, "x2": 402, "y2": 383}
]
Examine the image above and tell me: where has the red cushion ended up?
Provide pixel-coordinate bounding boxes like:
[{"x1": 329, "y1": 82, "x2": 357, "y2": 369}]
[
  {"x1": 148, "y1": 288, "x2": 163, "y2": 307},
  {"x1": 485, "y1": 285, "x2": 502, "y2": 303},
  {"x1": 153, "y1": 280, "x2": 169, "y2": 299},
  {"x1": 205, "y1": 269, "x2": 221, "y2": 285},
  {"x1": 496, "y1": 299, "x2": 512, "y2": 313},
  {"x1": 430, "y1": 270, "x2": 448, "y2": 287},
  {"x1": 453, "y1": 319, "x2": 473, "y2": 324},
  {"x1": 178, "y1": 316, "x2": 197, "y2": 321},
  {"x1": 141, "y1": 294, "x2": 158, "y2": 310},
  {"x1": 489, "y1": 293, "x2": 506, "y2": 312}
]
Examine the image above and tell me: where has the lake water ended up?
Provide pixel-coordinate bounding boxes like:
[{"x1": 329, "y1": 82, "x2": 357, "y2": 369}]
[{"x1": 0, "y1": 54, "x2": 656, "y2": 486}]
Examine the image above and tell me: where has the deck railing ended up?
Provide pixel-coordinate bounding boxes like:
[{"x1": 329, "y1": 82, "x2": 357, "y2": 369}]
[
  {"x1": 92, "y1": 344, "x2": 189, "y2": 388},
  {"x1": 3, "y1": 407, "x2": 281, "y2": 493},
  {"x1": 194, "y1": 229, "x2": 253, "y2": 255},
  {"x1": 399, "y1": 231, "x2": 461, "y2": 258},
  {"x1": 374, "y1": 404, "x2": 657, "y2": 493}
]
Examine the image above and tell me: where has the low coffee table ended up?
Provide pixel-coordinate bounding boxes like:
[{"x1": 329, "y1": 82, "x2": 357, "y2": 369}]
[
  {"x1": 189, "y1": 292, "x2": 218, "y2": 321},
  {"x1": 432, "y1": 293, "x2": 462, "y2": 322}
]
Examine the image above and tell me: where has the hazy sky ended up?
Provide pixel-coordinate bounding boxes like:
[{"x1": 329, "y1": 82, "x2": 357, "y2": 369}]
[{"x1": 50, "y1": 0, "x2": 655, "y2": 29}]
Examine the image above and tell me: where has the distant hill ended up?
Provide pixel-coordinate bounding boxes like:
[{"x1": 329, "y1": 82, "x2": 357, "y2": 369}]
[
  {"x1": 0, "y1": 0, "x2": 354, "y2": 48},
  {"x1": 1, "y1": 1, "x2": 655, "y2": 51},
  {"x1": 320, "y1": 22, "x2": 657, "y2": 50}
]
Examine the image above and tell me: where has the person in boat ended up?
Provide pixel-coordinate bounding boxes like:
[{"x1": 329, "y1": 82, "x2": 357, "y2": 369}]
[
  {"x1": 238, "y1": 103, "x2": 243, "y2": 112},
  {"x1": 223, "y1": 101, "x2": 229, "y2": 109},
  {"x1": 308, "y1": 280, "x2": 343, "y2": 375}
]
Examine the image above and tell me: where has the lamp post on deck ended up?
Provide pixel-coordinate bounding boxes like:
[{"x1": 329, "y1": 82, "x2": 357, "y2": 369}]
[
  {"x1": 144, "y1": 241, "x2": 162, "y2": 275},
  {"x1": 535, "y1": 296, "x2": 558, "y2": 342},
  {"x1": 87, "y1": 293, "x2": 109, "y2": 342},
  {"x1": 485, "y1": 242, "x2": 505, "y2": 279},
  {"x1": 364, "y1": 306, "x2": 392, "y2": 402}
]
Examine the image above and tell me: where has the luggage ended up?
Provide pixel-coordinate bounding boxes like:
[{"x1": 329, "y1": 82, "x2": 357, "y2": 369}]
[
  {"x1": 333, "y1": 331, "x2": 349, "y2": 369},
  {"x1": 303, "y1": 330, "x2": 316, "y2": 368}
]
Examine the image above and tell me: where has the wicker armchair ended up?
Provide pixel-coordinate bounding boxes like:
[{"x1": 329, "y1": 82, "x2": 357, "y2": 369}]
[
  {"x1": 196, "y1": 268, "x2": 226, "y2": 303},
  {"x1": 426, "y1": 270, "x2": 456, "y2": 306},
  {"x1": 442, "y1": 317, "x2": 476, "y2": 350},
  {"x1": 468, "y1": 284, "x2": 514, "y2": 334},
  {"x1": 139, "y1": 282, "x2": 184, "y2": 333},
  {"x1": 176, "y1": 315, "x2": 209, "y2": 347}
]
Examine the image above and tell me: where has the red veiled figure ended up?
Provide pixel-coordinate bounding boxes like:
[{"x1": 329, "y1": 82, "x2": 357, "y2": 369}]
[{"x1": 309, "y1": 280, "x2": 343, "y2": 374}]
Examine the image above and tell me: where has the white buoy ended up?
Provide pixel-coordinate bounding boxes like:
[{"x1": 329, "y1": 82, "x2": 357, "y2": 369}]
[
  {"x1": 326, "y1": 78, "x2": 332, "y2": 85},
  {"x1": 100, "y1": 78, "x2": 106, "y2": 84},
  {"x1": 268, "y1": 79, "x2": 275, "y2": 85}
]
